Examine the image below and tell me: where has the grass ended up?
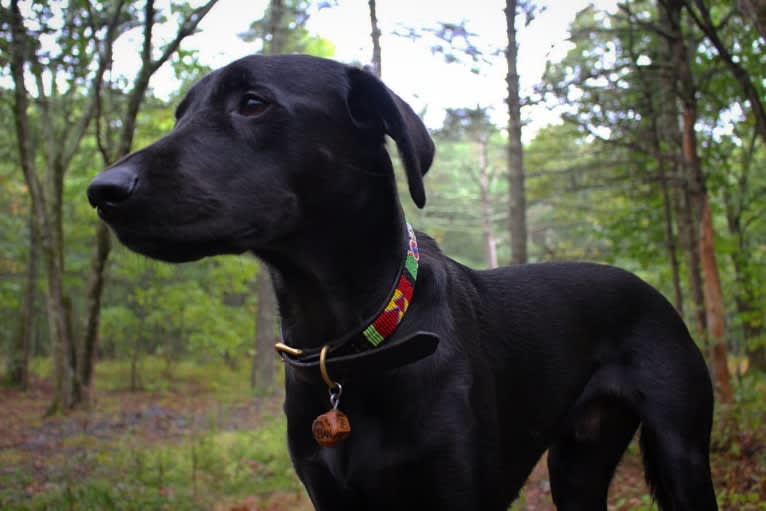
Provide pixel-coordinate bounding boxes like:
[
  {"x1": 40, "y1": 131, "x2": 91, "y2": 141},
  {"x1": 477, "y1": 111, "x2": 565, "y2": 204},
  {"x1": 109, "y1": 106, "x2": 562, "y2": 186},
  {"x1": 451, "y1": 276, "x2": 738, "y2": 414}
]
[
  {"x1": 2, "y1": 412, "x2": 307, "y2": 511},
  {"x1": 29, "y1": 355, "x2": 259, "y2": 398},
  {"x1": 1, "y1": 357, "x2": 309, "y2": 511},
  {"x1": 2, "y1": 358, "x2": 765, "y2": 510}
]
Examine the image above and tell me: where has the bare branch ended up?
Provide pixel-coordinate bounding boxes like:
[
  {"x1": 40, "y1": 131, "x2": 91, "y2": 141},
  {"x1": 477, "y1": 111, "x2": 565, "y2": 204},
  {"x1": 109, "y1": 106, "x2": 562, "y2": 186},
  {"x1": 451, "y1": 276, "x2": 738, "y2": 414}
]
[
  {"x1": 683, "y1": 0, "x2": 766, "y2": 145},
  {"x1": 117, "y1": 0, "x2": 219, "y2": 157},
  {"x1": 31, "y1": 67, "x2": 58, "y2": 169},
  {"x1": 63, "y1": 0, "x2": 129, "y2": 168}
]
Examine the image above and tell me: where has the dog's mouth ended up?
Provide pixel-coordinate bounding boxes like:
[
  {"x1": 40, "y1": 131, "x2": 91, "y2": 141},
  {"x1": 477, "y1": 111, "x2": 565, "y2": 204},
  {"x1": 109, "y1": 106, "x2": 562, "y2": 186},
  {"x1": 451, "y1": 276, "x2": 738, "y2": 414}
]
[{"x1": 102, "y1": 215, "x2": 262, "y2": 263}]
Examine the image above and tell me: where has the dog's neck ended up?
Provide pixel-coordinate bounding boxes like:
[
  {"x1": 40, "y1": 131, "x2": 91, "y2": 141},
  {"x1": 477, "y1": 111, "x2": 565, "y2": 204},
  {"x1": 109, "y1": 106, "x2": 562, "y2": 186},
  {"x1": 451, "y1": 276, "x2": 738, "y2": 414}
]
[{"x1": 263, "y1": 195, "x2": 408, "y2": 351}]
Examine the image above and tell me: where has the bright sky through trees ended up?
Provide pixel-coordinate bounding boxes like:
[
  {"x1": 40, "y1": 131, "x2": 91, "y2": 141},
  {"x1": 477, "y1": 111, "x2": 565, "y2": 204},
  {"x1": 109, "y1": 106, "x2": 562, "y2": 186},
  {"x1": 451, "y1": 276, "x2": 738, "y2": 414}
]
[{"x1": 111, "y1": 0, "x2": 617, "y2": 136}]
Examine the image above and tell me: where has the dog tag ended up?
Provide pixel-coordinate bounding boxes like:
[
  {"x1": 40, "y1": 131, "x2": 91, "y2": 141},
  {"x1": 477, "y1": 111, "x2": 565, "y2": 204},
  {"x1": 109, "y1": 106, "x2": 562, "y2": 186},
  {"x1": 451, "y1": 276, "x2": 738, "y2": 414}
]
[{"x1": 312, "y1": 408, "x2": 351, "y2": 447}]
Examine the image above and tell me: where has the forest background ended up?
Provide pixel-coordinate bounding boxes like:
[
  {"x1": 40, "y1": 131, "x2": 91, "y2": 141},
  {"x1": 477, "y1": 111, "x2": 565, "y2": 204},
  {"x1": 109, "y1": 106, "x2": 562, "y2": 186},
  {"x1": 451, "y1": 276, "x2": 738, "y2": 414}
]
[{"x1": 1, "y1": 0, "x2": 765, "y2": 509}]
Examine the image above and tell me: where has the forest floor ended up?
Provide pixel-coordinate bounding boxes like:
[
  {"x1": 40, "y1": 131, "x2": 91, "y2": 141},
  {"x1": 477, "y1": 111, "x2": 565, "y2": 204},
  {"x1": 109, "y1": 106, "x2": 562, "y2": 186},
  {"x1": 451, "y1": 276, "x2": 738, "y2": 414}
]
[{"x1": 1, "y1": 358, "x2": 764, "y2": 510}]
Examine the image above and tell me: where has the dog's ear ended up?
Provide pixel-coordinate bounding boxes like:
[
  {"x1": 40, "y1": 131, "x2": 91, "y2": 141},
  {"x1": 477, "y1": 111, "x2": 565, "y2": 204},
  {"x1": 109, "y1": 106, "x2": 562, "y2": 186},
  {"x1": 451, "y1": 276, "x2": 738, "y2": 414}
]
[{"x1": 346, "y1": 67, "x2": 435, "y2": 208}]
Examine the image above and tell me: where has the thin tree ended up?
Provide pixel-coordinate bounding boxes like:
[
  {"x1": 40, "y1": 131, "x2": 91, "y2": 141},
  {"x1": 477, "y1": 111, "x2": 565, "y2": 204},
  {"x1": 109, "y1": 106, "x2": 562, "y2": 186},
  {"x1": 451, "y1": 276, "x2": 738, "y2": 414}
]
[
  {"x1": 659, "y1": 0, "x2": 733, "y2": 403},
  {"x1": 505, "y1": 0, "x2": 529, "y2": 264},
  {"x1": 721, "y1": 130, "x2": 766, "y2": 369},
  {"x1": 650, "y1": 1, "x2": 708, "y2": 335},
  {"x1": 7, "y1": 217, "x2": 38, "y2": 389},
  {"x1": 621, "y1": 17, "x2": 685, "y2": 314},
  {"x1": 441, "y1": 107, "x2": 501, "y2": 268},
  {"x1": 7, "y1": 0, "x2": 112, "y2": 411},
  {"x1": 250, "y1": 0, "x2": 286, "y2": 395},
  {"x1": 368, "y1": 0, "x2": 382, "y2": 77},
  {"x1": 8, "y1": 0, "x2": 217, "y2": 411},
  {"x1": 82, "y1": 0, "x2": 218, "y2": 406},
  {"x1": 241, "y1": 0, "x2": 336, "y2": 393}
]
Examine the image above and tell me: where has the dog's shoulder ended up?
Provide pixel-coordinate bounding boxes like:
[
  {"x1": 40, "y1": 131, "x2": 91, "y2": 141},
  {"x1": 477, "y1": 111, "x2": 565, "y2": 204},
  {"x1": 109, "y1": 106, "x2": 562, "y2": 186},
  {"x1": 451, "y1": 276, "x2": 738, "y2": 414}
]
[
  {"x1": 413, "y1": 229, "x2": 441, "y2": 256},
  {"x1": 413, "y1": 229, "x2": 483, "y2": 303}
]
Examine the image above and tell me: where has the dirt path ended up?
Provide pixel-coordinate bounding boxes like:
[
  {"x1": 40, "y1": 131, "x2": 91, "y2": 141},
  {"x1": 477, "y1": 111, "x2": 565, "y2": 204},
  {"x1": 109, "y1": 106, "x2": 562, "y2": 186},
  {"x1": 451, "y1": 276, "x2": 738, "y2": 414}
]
[
  {"x1": 0, "y1": 379, "x2": 282, "y2": 500},
  {"x1": 6, "y1": 378, "x2": 763, "y2": 511},
  {"x1": 0, "y1": 379, "x2": 653, "y2": 510},
  {"x1": 519, "y1": 450, "x2": 652, "y2": 511}
]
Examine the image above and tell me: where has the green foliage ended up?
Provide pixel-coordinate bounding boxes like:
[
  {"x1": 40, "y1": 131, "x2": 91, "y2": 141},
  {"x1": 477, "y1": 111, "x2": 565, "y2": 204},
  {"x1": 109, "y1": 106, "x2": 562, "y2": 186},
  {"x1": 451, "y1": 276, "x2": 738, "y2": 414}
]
[
  {"x1": 0, "y1": 92, "x2": 31, "y2": 355},
  {"x1": 240, "y1": 0, "x2": 336, "y2": 57},
  {"x1": 710, "y1": 374, "x2": 766, "y2": 511},
  {"x1": 2, "y1": 420, "x2": 299, "y2": 511},
  {"x1": 411, "y1": 107, "x2": 507, "y2": 268},
  {"x1": 538, "y1": 1, "x2": 766, "y2": 344},
  {"x1": 100, "y1": 249, "x2": 258, "y2": 364},
  {"x1": 0, "y1": 358, "x2": 299, "y2": 511}
]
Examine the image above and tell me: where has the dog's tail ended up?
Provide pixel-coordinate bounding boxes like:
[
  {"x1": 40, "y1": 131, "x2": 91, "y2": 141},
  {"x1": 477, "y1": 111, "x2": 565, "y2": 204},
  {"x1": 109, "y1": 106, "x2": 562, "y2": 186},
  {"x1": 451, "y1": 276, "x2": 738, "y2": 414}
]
[{"x1": 638, "y1": 426, "x2": 673, "y2": 510}]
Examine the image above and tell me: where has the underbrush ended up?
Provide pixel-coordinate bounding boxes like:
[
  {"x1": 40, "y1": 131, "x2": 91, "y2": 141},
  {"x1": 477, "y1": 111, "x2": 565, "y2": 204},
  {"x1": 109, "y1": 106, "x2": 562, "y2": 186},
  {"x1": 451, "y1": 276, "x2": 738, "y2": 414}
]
[
  {"x1": 710, "y1": 372, "x2": 766, "y2": 511},
  {"x1": 28, "y1": 355, "x2": 257, "y2": 398},
  {"x1": 2, "y1": 418, "x2": 303, "y2": 511},
  {"x1": 2, "y1": 359, "x2": 764, "y2": 510},
  {"x1": 1, "y1": 357, "x2": 307, "y2": 511}
]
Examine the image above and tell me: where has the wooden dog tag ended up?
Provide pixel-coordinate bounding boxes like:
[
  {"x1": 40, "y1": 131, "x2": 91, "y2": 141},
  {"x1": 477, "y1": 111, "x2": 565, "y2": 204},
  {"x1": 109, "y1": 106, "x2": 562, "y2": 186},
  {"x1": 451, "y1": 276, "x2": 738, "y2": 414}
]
[{"x1": 312, "y1": 409, "x2": 351, "y2": 447}]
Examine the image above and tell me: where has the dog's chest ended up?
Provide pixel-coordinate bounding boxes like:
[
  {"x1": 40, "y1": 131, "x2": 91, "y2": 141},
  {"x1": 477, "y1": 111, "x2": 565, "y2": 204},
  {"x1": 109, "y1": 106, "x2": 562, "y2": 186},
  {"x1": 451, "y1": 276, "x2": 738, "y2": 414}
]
[
  {"x1": 312, "y1": 416, "x2": 404, "y2": 485},
  {"x1": 293, "y1": 398, "x2": 431, "y2": 496}
]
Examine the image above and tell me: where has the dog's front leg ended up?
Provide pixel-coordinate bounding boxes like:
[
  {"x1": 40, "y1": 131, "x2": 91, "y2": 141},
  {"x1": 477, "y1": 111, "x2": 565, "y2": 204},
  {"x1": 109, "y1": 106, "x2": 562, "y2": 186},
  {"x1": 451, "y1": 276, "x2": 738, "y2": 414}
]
[{"x1": 295, "y1": 459, "x2": 364, "y2": 511}]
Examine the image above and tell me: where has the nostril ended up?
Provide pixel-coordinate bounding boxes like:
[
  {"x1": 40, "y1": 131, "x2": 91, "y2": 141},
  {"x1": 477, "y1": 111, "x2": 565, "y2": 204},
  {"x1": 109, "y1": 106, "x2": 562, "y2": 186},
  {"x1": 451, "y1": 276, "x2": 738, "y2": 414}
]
[{"x1": 87, "y1": 165, "x2": 139, "y2": 208}]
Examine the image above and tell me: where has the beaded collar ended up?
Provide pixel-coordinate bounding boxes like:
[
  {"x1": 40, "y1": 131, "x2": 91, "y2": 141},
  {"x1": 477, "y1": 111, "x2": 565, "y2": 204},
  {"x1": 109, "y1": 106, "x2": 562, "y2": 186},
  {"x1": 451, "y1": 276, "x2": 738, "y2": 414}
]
[
  {"x1": 275, "y1": 221, "x2": 419, "y2": 360},
  {"x1": 361, "y1": 222, "x2": 419, "y2": 347}
]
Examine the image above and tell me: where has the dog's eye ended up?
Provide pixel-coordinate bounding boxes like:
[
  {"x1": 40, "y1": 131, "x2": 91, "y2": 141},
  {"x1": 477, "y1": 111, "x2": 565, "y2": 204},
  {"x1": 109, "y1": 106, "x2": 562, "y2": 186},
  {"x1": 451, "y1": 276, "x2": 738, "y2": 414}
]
[{"x1": 239, "y1": 94, "x2": 270, "y2": 117}]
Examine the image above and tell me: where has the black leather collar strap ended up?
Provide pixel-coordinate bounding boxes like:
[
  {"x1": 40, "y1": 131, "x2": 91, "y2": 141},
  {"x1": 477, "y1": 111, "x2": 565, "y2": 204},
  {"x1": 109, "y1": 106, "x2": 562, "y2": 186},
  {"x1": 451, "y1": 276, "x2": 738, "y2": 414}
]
[
  {"x1": 274, "y1": 220, "x2": 440, "y2": 384},
  {"x1": 279, "y1": 331, "x2": 440, "y2": 384}
]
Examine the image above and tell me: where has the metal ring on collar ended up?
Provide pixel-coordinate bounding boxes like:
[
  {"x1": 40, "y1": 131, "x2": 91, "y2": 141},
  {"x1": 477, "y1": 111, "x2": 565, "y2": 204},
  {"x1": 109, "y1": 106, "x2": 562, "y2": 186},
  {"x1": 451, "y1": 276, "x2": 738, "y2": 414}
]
[{"x1": 319, "y1": 345, "x2": 338, "y2": 390}]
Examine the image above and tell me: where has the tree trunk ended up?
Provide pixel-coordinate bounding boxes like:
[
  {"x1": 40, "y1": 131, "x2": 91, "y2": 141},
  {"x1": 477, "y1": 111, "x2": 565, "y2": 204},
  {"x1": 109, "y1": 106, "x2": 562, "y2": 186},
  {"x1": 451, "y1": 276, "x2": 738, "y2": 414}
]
[
  {"x1": 675, "y1": 178, "x2": 707, "y2": 333},
  {"x1": 651, "y1": 123, "x2": 683, "y2": 314},
  {"x1": 76, "y1": 0, "x2": 217, "y2": 407},
  {"x1": 42, "y1": 272, "x2": 74, "y2": 413},
  {"x1": 250, "y1": 0, "x2": 287, "y2": 395},
  {"x1": 368, "y1": 0, "x2": 382, "y2": 77},
  {"x1": 8, "y1": 215, "x2": 39, "y2": 389},
  {"x1": 723, "y1": 151, "x2": 765, "y2": 371},
  {"x1": 698, "y1": 199, "x2": 732, "y2": 401},
  {"x1": 266, "y1": 0, "x2": 285, "y2": 54},
  {"x1": 727, "y1": 235, "x2": 765, "y2": 370},
  {"x1": 683, "y1": 102, "x2": 733, "y2": 403},
  {"x1": 252, "y1": 269, "x2": 277, "y2": 393},
  {"x1": 658, "y1": 0, "x2": 707, "y2": 335},
  {"x1": 663, "y1": 0, "x2": 733, "y2": 402},
  {"x1": 505, "y1": 0, "x2": 527, "y2": 264},
  {"x1": 9, "y1": 0, "x2": 75, "y2": 413},
  {"x1": 130, "y1": 337, "x2": 140, "y2": 392},
  {"x1": 78, "y1": 222, "x2": 111, "y2": 406},
  {"x1": 477, "y1": 139, "x2": 498, "y2": 269},
  {"x1": 66, "y1": 295, "x2": 81, "y2": 403},
  {"x1": 643, "y1": 25, "x2": 684, "y2": 315}
]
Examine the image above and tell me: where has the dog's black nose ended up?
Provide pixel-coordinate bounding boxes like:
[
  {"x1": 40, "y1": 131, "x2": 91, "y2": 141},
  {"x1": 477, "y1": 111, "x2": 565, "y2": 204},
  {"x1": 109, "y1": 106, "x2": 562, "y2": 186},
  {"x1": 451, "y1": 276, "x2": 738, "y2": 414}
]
[{"x1": 87, "y1": 165, "x2": 138, "y2": 208}]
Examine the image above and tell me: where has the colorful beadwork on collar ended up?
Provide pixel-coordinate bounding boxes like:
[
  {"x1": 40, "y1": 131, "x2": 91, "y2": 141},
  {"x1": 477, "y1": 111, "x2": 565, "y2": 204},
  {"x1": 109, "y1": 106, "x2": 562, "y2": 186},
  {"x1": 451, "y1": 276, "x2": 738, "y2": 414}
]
[
  {"x1": 274, "y1": 221, "x2": 420, "y2": 359},
  {"x1": 361, "y1": 223, "x2": 419, "y2": 346}
]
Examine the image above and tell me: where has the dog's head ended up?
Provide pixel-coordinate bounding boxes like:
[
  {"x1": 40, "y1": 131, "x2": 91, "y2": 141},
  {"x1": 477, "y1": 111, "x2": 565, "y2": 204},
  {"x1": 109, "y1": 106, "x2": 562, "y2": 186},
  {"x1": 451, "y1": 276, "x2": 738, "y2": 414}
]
[{"x1": 87, "y1": 55, "x2": 434, "y2": 262}]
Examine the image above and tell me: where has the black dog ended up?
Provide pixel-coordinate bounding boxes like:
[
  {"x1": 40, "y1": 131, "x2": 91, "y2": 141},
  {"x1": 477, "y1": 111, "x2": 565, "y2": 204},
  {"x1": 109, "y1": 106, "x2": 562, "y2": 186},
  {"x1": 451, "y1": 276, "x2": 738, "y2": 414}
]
[{"x1": 87, "y1": 55, "x2": 717, "y2": 510}]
